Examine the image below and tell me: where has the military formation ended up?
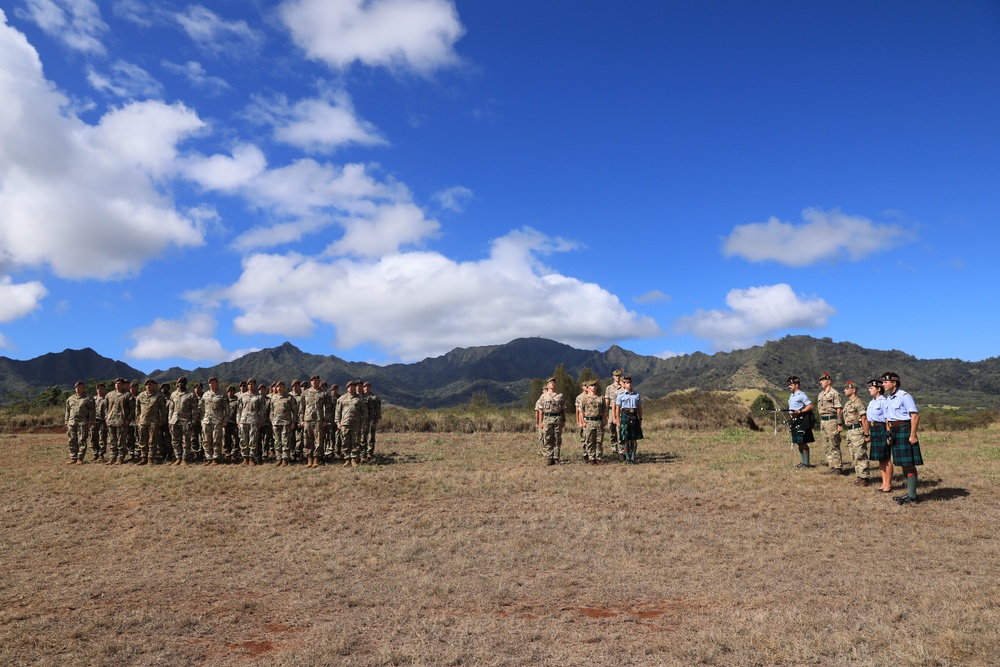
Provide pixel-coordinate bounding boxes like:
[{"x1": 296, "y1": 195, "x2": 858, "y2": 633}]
[
  {"x1": 786, "y1": 371, "x2": 924, "y2": 506},
  {"x1": 535, "y1": 369, "x2": 642, "y2": 466},
  {"x1": 64, "y1": 375, "x2": 382, "y2": 468}
]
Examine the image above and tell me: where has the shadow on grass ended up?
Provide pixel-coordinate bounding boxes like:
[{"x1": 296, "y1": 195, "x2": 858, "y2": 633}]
[
  {"x1": 374, "y1": 451, "x2": 431, "y2": 465},
  {"x1": 919, "y1": 487, "x2": 970, "y2": 502}
]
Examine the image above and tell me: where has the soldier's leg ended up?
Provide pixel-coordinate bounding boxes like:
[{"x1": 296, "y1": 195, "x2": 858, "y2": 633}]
[
  {"x1": 67, "y1": 424, "x2": 80, "y2": 463},
  {"x1": 553, "y1": 422, "x2": 563, "y2": 461},
  {"x1": 542, "y1": 421, "x2": 556, "y2": 463},
  {"x1": 366, "y1": 423, "x2": 378, "y2": 458},
  {"x1": 822, "y1": 421, "x2": 843, "y2": 470},
  {"x1": 846, "y1": 429, "x2": 870, "y2": 480}
]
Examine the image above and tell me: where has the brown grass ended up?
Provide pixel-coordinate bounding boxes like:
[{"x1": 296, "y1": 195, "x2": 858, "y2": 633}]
[{"x1": 1, "y1": 425, "x2": 998, "y2": 666}]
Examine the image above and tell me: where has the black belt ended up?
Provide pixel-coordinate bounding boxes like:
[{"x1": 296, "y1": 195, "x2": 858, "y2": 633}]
[
  {"x1": 621, "y1": 408, "x2": 638, "y2": 413},
  {"x1": 845, "y1": 423, "x2": 861, "y2": 430},
  {"x1": 887, "y1": 419, "x2": 911, "y2": 427},
  {"x1": 820, "y1": 415, "x2": 836, "y2": 420},
  {"x1": 543, "y1": 412, "x2": 562, "y2": 417},
  {"x1": 584, "y1": 417, "x2": 601, "y2": 421}
]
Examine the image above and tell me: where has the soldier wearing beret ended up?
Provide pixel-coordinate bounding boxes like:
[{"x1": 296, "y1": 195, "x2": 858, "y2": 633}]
[
  {"x1": 65, "y1": 380, "x2": 95, "y2": 464},
  {"x1": 787, "y1": 376, "x2": 815, "y2": 468},
  {"x1": 841, "y1": 381, "x2": 871, "y2": 485},
  {"x1": 576, "y1": 380, "x2": 606, "y2": 464},
  {"x1": 880, "y1": 372, "x2": 923, "y2": 505},
  {"x1": 135, "y1": 379, "x2": 167, "y2": 465},
  {"x1": 90, "y1": 382, "x2": 108, "y2": 462},
  {"x1": 614, "y1": 375, "x2": 643, "y2": 464},
  {"x1": 168, "y1": 376, "x2": 198, "y2": 466},
  {"x1": 535, "y1": 377, "x2": 565, "y2": 465},
  {"x1": 105, "y1": 377, "x2": 133, "y2": 465},
  {"x1": 604, "y1": 370, "x2": 626, "y2": 457},
  {"x1": 361, "y1": 381, "x2": 381, "y2": 463},
  {"x1": 335, "y1": 380, "x2": 364, "y2": 467},
  {"x1": 816, "y1": 372, "x2": 846, "y2": 474}
]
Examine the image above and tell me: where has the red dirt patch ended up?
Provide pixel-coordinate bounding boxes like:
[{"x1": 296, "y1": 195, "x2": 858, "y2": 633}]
[{"x1": 229, "y1": 640, "x2": 275, "y2": 656}]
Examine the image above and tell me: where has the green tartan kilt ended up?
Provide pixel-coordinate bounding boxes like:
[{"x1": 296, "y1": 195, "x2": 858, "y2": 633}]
[
  {"x1": 620, "y1": 412, "x2": 643, "y2": 441},
  {"x1": 789, "y1": 416, "x2": 814, "y2": 445},
  {"x1": 888, "y1": 422, "x2": 923, "y2": 467},
  {"x1": 868, "y1": 424, "x2": 890, "y2": 461}
]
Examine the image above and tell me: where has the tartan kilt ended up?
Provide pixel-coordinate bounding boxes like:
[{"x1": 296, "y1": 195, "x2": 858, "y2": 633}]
[
  {"x1": 888, "y1": 423, "x2": 923, "y2": 467},
  {"x1": 868, "y1": 424, "x2": 890, "y2": 461},
  {"x1": 620, "y1": 412, "x2": 644, "y2": 441},
  {"x1": 789, "y1": 416, "x2": 814, "y2": 445}
]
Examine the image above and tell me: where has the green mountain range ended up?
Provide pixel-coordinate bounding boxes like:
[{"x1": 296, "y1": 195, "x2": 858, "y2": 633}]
[{"x1": 2, "y1": 336, "x2": 998, "y2": 409}]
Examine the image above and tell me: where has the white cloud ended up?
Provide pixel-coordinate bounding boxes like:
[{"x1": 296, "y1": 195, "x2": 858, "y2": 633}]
[
  {"x1": 635, "y1": 290, "x2": 670, "y2": 305},
  {"x1": 184, "y1": 150, "x2": 439, "y2": 255},
  {"x1": 722, "y1": 207, "x2": 910, "y2": 266},
  {"x1": 17, "y1": 0, "x2": 106, "y2": 54},
  {"x1": 112, "y1": 0, "x2": 154, "y2": 27},
  {"x1": 674, "y1": 284, "x2": 835, "y2": 351},
  {"x1": 0, "y1": 15, "x2": 206, "y2": 278},
  {"x1": 174, "y1": 5, "x2": 264, "y2": 55},
  {"x1": 279, "y1": 0, "x2": 465, "y2": 73},
  {"x1": 161, "y1": 59, "x2": 230, "y2": 93},
  {"x1": 126, "y1": 312, "x2": 245, "y2": 363},
  {"x1": 0, "y1": 275, "x2": 48, "y2": 322},
  {"x1": 210, "y1": 227, "x2": 661, "y2": 362},
  {"x1": 87, "y1": 60, "x2": 163, "y2": 98},
  {"x1": 261, "y1": 92, "x2": 387, "y2": 154},
  {"x1": 654, "y1": 350, "x2": 681, "y2": 359},
  {"x1": 433, "y1": 185, "x2": 473, "y2": 212},
  {"x1": 0, "y1": 332, "x2": 12, "y2": 349}
]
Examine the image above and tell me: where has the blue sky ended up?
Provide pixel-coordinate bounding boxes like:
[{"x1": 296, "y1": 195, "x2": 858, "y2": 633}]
[{"x1": 1, "y1": 0, "x2": 999, "y2": 372}]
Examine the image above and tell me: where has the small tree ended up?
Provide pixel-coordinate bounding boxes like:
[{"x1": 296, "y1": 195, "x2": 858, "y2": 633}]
[
  {"x1": 524, "y1": 378, "x2": 546, "y2": 409},
  {"x1": 751, "y1": 393, "x2": 776, "y2": 414},
  {"x1": 553, "y1": 364, "x2": 580, "y2": 401}
]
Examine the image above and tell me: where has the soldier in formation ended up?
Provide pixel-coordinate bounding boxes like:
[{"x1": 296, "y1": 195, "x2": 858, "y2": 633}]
[
  {"x1": 535, "y1": 377, "x2": 565, "y2": 465},
  {"x1": 614, "y1": 375, "x2": 643, "y2": 464},
  {"x1": 65, "y1": 380, "x2": 95, "y2": 464},
  {"x1": 575, "y1": 379, "x2": 605, "y2": 464}
]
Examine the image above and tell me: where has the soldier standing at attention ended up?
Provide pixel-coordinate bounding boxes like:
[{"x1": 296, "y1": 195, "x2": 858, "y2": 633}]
[
  {"x1": 258, "y1": 382, "x2": 274, "y2": 461},
  {"x1": 319, "y1": 381, "x2": 334, "y2": 463},
  {"x1": 576, "y1": 380, "x2": 606, "y2": 465},
  {"x1": 224, "y1": 385, "x2": 239, "y2": 462},
  {"x1": 158, "y1": 382, "x2": 173, "y2": 462},
  {"x1": 841, "y1": 381, "x2": 871, "y2": 486},
  {"x1": 270, "y1": 381, "x2": 296, "y2": 467},
  {"x1": 289, "y1": 380, "x2": 303, "y2": 462},
  {"x1": 135, "y1": 379, "x2": 167, "y2": 466},
  {"x1": 880, "y1": 371, "x2": 923, "y2": 505},
  {"x1": 816, "y1": 372, "x2": 846, "y2": 474},
  {"x1": 299, "y1": 375, "x2": 328, "y2": 468},
  {"x1": 362, "y1": 381, "x2": 381, "y2": 462},
  {"x1": 168, "y1": 377, "x2": 198, "y2": 466},
  {"x1": 336, "y1": 380, "x2": 364, "y2": 468},
  {"x1": 91, "y1": 382, "x2": 109, "y2": 462},
  {"x1": 237, "y1": 378, "x2": 262, "y2": 466},
  {"x1": 787, "y1": 376, "x2": 815, "y2": 468},
  {"x1": 604, "y1": 370, "x2": 626, "y2": 457},
  {"x1": 329, "y1": 383, "x2": 343, "y2": 460},
  {"x1": 536, "y1": 377, "x2": 565, "y2": 466},
  {"x1": 65, "y1": 380, "x2": 95, "y2": 464},
  {"x1": 105, "y1": 377, "x2": 133, "y2": 466},
  {"x1": 201, "y1": 377, "x2": 229, "y2": 466},
  {"x1": 191, "y1": 382, "x2": 205, "y2": 461},
  {"x1": 865, "y1": 379, "x2": 892, "y2": 493},
  {"x1": 126, "y1": 381, "x2": 140, "y2": 461},
  {"x1": 614, "y1": 376, "x2": 643, "y2": 464}
]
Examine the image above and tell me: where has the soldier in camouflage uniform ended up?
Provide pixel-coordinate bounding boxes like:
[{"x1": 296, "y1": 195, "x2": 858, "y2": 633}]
[
  {"x1": 126, "y1": 381, "x2": 140, "y2": 461},
  {"x1": 237, "y1": 378, "x2": 262, "y2": 466},
  {"x1": 224, "y1": 385, "x2": 239, "y2": 461},
  {"x1": 335, "y1": 380, "x2": 365, "y2": 467},
  {"x1": 259, "y1": 383, "x2": 274, "y2": 461},
  {"x1": 168, "y1": 376, "x2": 198, "y2": 466},
  {"x1": 362, "y1": 381, "x2": 381, "y2": 462},
  {"x1": 135, "y1": 379, "x2": 167, "y2": 465},
  {"x1": 201, "y1": 377, "x2": 229, "y2": 465},
  {"x1": 289, "y1": 380, "x2": 303, "y2": 461},
  {"x1": 191, "y1": 382, "x2": 205, "y2": 461},
  {"x1": 841, "y1": 381, "x2": 871, "y2": 485},
  {"x1": 535, "y1": 377, "x2": 565, "y2": 465},
  {"x1": 576, "y1": 380, "x2": 606, "y2": 464},
  {"x1": 90, "y1": 382, "x2": 109, "y2": 462},
  {"x1": 318, "y1": 381, "x2": 335, "y2": 462},
  {"x1": 329, "y1": 383, "x2": 343, "y2": 460},
  {"x1": 299, "y1": 375, "x2": 329, "y2": 468},
  {"x1": 105, "y1": 377, "x2": 133, "y2": 465},
  {"x1": 816, "y1": 372, "x2": 846, "y2": 474},
  {"x1": 65, "y1": 380, "x2": 95, "y2": 464},
  {"x1": 158, "y1": 382, "x2": 173, "y2": 462},
  {"x1": 604, "y1": 370, "x2": 626, "y2": 456},
  {"x1": 270, "y1": 381, "x2": 296, "y2": 467}
]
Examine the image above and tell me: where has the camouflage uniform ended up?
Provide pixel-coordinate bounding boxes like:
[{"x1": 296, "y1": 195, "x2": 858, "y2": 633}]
[
  {"x1": 537, "y1": 390, "x2": 566, "y2": 462},
  {"x1": 259, "y1": 390, "x2": 274, "y2": 460},
  {"x1": 299, "y1": 386, "x2": 329, "y2": 464},
  {"x1": 224, "y1": 391, "x2": 239, "y2": 460},
  {"x1": 237, "y1": 390, "x2": 262, "y2": 463},
  {"x1": 65, "y1": 391, "x2": 95, "y2": 462},
  {"x1": 577, "y1": 386, "x2": 606, "y2": 462},
  {"x1": 135, "y1": 386, "x2": 167, "y2": 463},
  {"x1": 269, "y1": 392, "x2": 297, "y2": 462},
  {"x1": 604, "y1": 376, "x2": 625, "y2": 455},
  {"x1": 362, "y1": 389, "x2": 381, "y2": 458},
  {"x1": 126, "y1": 386, "x2": 139, "y2": 460},
  {"x1": 289, "y1": 388, "x2": 303, "y2": 460},
  {"x1": 168, "y1": 387, "x2": 199, "y2": 463},
  {"x1": 842, "y1": 392, "x2": 871, "y2": 480},
  {"x1": 201, "y1": 388, "x2": 229, "y2": 462},
  {"x1": 336, "y1": 388, "x2": 364, "y2": 464},
  {"x1": 90, "y1": 391, "x2": 108, "y2": 460},
  {"x1": 816, "y1": 382, "x2": 844, "y2": 470},
  {"x1": 105, "y1": 386, "x2": 133, "y2": 464}
]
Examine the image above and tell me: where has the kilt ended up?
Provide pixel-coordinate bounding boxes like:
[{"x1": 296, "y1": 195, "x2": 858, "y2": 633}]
[
  {"x1": 620, "y1": 412, "x2": 643, "y2": 441},
  {"x1": 789, "y1": 416, "x2": 814, "y2": 445},
  {"x1": 888, "y1": 422, "x2": 923, "y2": 467},
  {"x1": 868, "y1": 424, "x2": 890, "y2": 461}
]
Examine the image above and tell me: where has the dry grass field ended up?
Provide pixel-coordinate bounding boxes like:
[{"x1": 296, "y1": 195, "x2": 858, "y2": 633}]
[{"x1": 1, "y1": 423, "x2": 998, "y2": 666}]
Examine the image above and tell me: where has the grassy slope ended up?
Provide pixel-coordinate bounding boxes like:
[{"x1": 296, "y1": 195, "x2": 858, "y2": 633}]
[{"x1": 1, "y1": 426, "x2": 998, "y2": 666}]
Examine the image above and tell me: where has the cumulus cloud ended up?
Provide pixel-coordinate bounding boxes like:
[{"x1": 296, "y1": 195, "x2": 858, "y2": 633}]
[
  {"x1": 635, "y1": 290, "x2": 671, "y2": 305},
  {"x1": 17, "y1": 0, "x2": 107, "y2": 54},
  {"x1": 279, "y1": 0, "x2": 464, "y2": 73},
  {"x1": 674, "y1": 283, "x2": 835, "y2": 351},
  {"x1": 126, "y1": 312, "x2": 250, "y2": 362},
  {"x1": 0, "y1": 275, "x2": 48, "y2": 322},
  {"x1": 174, "y1": 5, "x2": 264, "y2": 55},
  {"x1": 184, "y1": 149, "x2": 439, "y2": 255},
  {"x1": 208, "y1": 227, "x2": 661, "y2": 361},
  {"x1": 87, "y1": 59, "x2": 163, "y2": 98},
  {"x1": 0, "y1": 15, "x2": 206, "y2": 279},
  {"x1": 256, "y1": 92, "x2": 387, "y2": 153},
  {"x1": 433, "y1": 185, "x2": 473, "y2": 212},
  {"x1": 722, "y1": 208, "x2": 911, "y2": 266},
  {"x1": 161, "y1": 59, "x2": 230, "y2": 93}
]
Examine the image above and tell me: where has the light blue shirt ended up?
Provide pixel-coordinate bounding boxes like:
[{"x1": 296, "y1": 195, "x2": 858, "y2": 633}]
[
  {"x1": 866, "y1": 394, "x2": 887, "y2": 423},
  {"x1": 615, "y1": 390, "x2": 641, "y2": 410},
  {"x1": 788, "y1": 390, "x2": 811, "y2": 412},
  {"x1": 883, "y1": 388, "x2": 918, "y2": 421}
]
